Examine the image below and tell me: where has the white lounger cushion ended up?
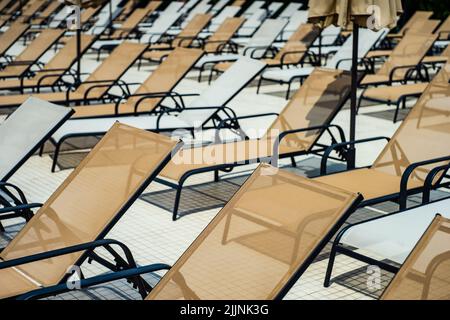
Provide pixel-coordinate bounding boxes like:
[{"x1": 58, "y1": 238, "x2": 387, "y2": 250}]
[
  {"x1": 52, "y1": 57, "x2": 266, "y2": 142},
  {"x1": 140, "y1": 13, "x2": 183, "y2": 43},
  {"x1": 341, "y1": 198, "x2": 450, "y2": 264},
  {"x1": 263, "y1": 67, "x2": 315, "y2": 82},
  {"x1": 0, "y1": 97, "x2": 72, "y2": 180},
  {"x1": 195, "y1": 54, "x2": 240, "y2": 67},
  {"x1": 279, "y1": 3, "x2": 303, "y2": 18}
]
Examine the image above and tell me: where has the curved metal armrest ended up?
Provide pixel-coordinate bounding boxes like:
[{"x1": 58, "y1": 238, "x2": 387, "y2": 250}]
[
  {"x1": 389, "y1": 64, "x2": 419, "y2": 83},
  {"x1": 320, "y1": 136, "x2": 390, "y2": 175},
  {"x1": 400, "y1": 155, "x2": 450, "y2": 209},
  {"x1": 82, "y1": 79, "x2": 136, "y2": 101},
  {"x1": 422, "y1": 163, "x2": 450, "y2": 204},
  {"x1": 335, "y1": 57, "x2": 364, "y2": 69},
  {"x1": 0, "y1": 181, "x2": 30, "y2": 205},
  {"x1": 18, "y1": 263, "x2": 171, "y2": 300},
  {"x1": 280, "y1": 50, "x2": 307, "y2": 65},
  {"x1": 243, "y1": 45, "x2": 269, "y2": 57},
  {"x1": 215, "y1": 112, "x2": 279, "y2": 142},
  {"x1": 131, "y1": 92, "x2": 200, "y2": 114},
  {"x1": 0, "y1": 203, "x2": 42, "y2": 215},
  {"x1": 271, "y1": 125, "x2": 342, "y2": 167}
]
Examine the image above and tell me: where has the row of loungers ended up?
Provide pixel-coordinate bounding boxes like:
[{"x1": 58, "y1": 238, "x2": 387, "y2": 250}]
[{"x1": 0, "y1": 61, "x2": 449, "y2": 299}]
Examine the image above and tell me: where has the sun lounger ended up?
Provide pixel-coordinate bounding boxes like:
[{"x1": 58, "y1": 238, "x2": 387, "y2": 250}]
[
  {"x1": 0, "y1": 34, "x2": 95, "y2": 93},
  {"x1": 49, "y1": 57, "x2": 266, "y2": 173},
  {"x1": 195, "y1": 19, "x2": 287, "y2": 80},
  {"x1": 30, "y1": 1, "x2": 62, "y2": 25},
  {"x1": 325, "y1": 196, "x2": 450, "y2": 291},
  {"x1": 0, "y1": 29, "x2": 65, "y2": 80},
  {"x1": 0, "y1": 97, "x2": 73, "y2": 227},
  {"x1": 387, "y1": 11, "x2": 433, "y2": 40},
  {"x1": 434, "y1": 15, "x2": 450, "y2": 48},
  {"x1": 212, "y1": 23, "x2": 320, "y2": 80},
  {"x1": 381, "y1": 215, "x2": 450, "y2": 300},
  {"x1": 0, "y1": 42, "x2": 147, "y2": 108},
  {"x1": 277, "y1": 10, "x2": 309, "y2": 41},
  {"x1": 0, "y1": 122, "x2": 182, "y2": 300},
  {"x1": 141, "y1": 14, "x2": 212, "y2": 63},
  {"x1": 241, "y1": 0, "x2": 264, "y2": 18},
  {"x1": 13, "y1": 163, "x2": 362, "y2": 300},
  {"x1": 0, "y1": 21, "x2": 29, "y2": 60},
  {"x1": 155, "y1": 68, "x2": 352, "y2": 220},
  {"x1": 138, "y1": 12, "x2": 184, "y2": 45},
  {"x1": 207, "y1": 6, "x2": 241, "y2": 33},
  {"x1": 316, "y1": 69, "x2": 450, "y2": 219},
  {"x1": 278, "y1": 2, "x2": 303, "y2": 19},
  {"x1": 359, "y1": 54, "x2": 450, "y2": 123},
  {"x1": 71, "y1": 47, "x2": 204, "y2": 118},
  {"x1": 260, "y1": 28, "x2": 386, "y2": 99},
  {"x1": 15, "y1": 0, "x2": 47, "y2": 23},
  {"x1": 235, "y1": 8, "x2": 267, "y2": 38}
]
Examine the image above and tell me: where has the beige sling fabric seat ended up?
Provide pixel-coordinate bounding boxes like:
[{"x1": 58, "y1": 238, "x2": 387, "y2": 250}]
[
  {"x1": 0, "y1": 123, "x2": 181, "y2": 300},
  {"x1": 387, "y1": 11, "x2": 433, "y2": 40},
  {"x1": 15, "y1": 0, "x2": 47, "y2": 23},
  {"x1": 142, "y1": 14, "x2": 212, "y2": 63},
  {"x1": 0, "y1": 42, "x2": 147, "y2": 108},
  {"x1": 360, "y1": 31, "x2": 439, "y2": 86},
  {"x1": 72, "y1": 47, "x2": 204, "y2": 118},
  {"x1": 30, "y1": 1, "x2": 62, "y2": 25},
  {"x1": 203, "y1": 17, "x2": 245, "y2": 54},
  {"x1": 146, "y1": 164, "x2": 361, "y2": 300},
  {"x1": 381, "y1": 215, "x2": 450, "y2": 300},
  {"x1": 423, "y1": 45, "x2": 450, "y2": 65},
  {"x1": 0, "y1": 29, "x2": 65, "y2": 80},
  {"x1": 158, "y1": 68, "x2": 352, "y2": 220},
  {"x1": 214, "y1": 24, "x2": 320, "y2": 73},
  {"x1": 316, "y1": 69, "x2": 450, "y2": 207},
  {"x1": 0, "y1": 35, "x2": 95, "y2": 92}
]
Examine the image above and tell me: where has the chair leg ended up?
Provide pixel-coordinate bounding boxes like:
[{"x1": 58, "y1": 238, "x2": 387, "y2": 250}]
[
  {"x1": 324, "y1": 241, "x2": 339, "y2": 287},
  {"x1": 256, "y1": 77, "x2": 263, "y2": 94},
  {"x1": 172, "y1": 182, "x2": 185, "y2": 221},
  {"x1": 38, "y1": 143, "x2": 45, "y2": 157},
  {"x1": 286, "y1": 81, "x2": 291, "y2": 100},
  {"x1": 0, "y1": 222, "x2": 5, "y2": 232},
  {"x1": 290, "y1": 156, "x2": 297, "y2": 167},
  {"x1": 214, "y1": 170, "x2": 219, "y2": 182},
  {"x1": 51, "y1": 140, "x2": 63, "y2": 173}
]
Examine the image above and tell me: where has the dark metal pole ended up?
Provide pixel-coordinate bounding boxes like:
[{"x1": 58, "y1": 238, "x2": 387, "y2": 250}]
[
  {"x1": 348, "y1": 23, "x2": 359, "y2": 169},
  {"x1": 76, "y1": 28, "x2": 81, "y2": 86}
]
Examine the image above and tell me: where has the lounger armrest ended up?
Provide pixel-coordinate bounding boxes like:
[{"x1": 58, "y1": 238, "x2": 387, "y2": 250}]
[
  {"x1": 423, "y1": 163, "x2": 450, "y2": 204},
  {"x1": 0, "y1": 239, "x2": 132, "y2": 270},
  {"x1": 389, "y1": 64, "x2": 420, "y2": 83},
  {"x1": 80, "y1": 79, "x2": 138, "y2": 101},
  {"x1": 0, "y1": 60, "x2": 34, "y2": 68},
  {"x1": 18, "y1": 263, "x2": 171, "y2": 300},
  {"x1": 335, "y1": 57, "x2": 364, "y2": 69},
  {"x1": 0, "y1": 203, "x2": 42, "y2": 215},
  {"x1": 35, "y1": 72, "x2": 69, "y2": 92},
  {"x1": 243, "y1": 46, "x2": 271, "y2": 58},
  {"x1": 399, "y1": 155, "x2": 450, "y2": 209},
  {"x1": 0, "y1": 181, "x2": 31, "y2": 205},
  {"x1": 130, "y1": 92, "x2": 200, "y2": 114},
  {"x1": 320, "y1": 136, "x2": 391, "y2": 175},
  {"x1": 215, "y1": 113, "x2": 279, "y2": 141},
  {"x1": 280, "y1": 50, "x2": 307, "y2": 66}
]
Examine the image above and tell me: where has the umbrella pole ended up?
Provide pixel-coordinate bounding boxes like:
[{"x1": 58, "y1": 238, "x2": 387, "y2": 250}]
[
  {"x1": 348, "y1": 23, "x2": 359, "y2": 169},
  {"x1": 76, "y1": 28, "x2": 81, "y2": 87}
]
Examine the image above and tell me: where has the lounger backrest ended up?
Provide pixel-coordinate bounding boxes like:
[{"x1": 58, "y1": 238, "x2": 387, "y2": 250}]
[
  {"x1": 437, "y1": 15, "x2": 450, "y2": 40},
  {"x1": 163, "y1": 1, "x2": 184, "y2": 13},
  {"x1": 376, "y1": 32, "x2": 438, "y2": 80},
  {"x1": 80, "y1": 6, "x2": 101, "y2": 25},
  {"x1": 267, "y1": 2, "x2": 283, "y2": 17},
  {"x1": 210, "y1": 6, "x2": 241, "y2": 27},
  {"x1": 87, "y1": 0, "x2": 123, "y2": 35},
  {"x1": 314, "y1": 25, "x2": 341, "y2": 46},
  {"x1": 111, "y1": 8, "x2": 149, "y2": 38},
  {"x1": 147, "y1": 163, "x2": 360, "y2": 300},
  {"x1": 279, "y1": 2, "x2": 303, "y2": 18},
  {"x1": 242, "y1": 0, "x2": 264, "y2": 17},
  {"x1": 273, "y1": 24, "x2": 320, "y2": 64},
  {"x1": 37, "y1": 1, "x2": 61, "y2": 19},
  {"x1": 141, "y1": 12, "x2": 183, "y2": 43},
  {"x1": 0, "y1": 123, "x2": 179, "y2": 299},
  {"x1": 173, "y1": 13, "x2": 212, "y2": 47},
  {"x1": 283, "y1": 10, "x2": 309, "y2": 32},
  {"x1": 381, "y1": 215, "x2": 450, "y2": 300},
  {"x1": 130, "y1": 47, "x2": 204, "y2": 112},
  {"x1": 210, "y1": 0, "x2": 228, "y2": 13},
  {"x1": 177, "y1": 57, "x2": 266, "y2": 126},
  {"x1": 204, "y1": 17, "x2": 245, "y2": 52},
  {"x1": 37, "y1": 34, "x2": 95, "y2": 86},
  {"x1": 327, "y1": 28, "x2": 388, "y2": 70},
  {"x1": 372, "y1": 68, "x2": 450, "y2": 183},
  {"x1": 17, "y1": 0, "x2": 46, "y2": 22},
  {"x1": 400, "y1": 11, "x2": 433, "y2": 35},
  {"x1": 245, "y1": 19, "x2": 288, "y2": 59},
  {"x1": 0, "y1": 0, "x2": 11, "y2": 12},
  {"x1": 48, "y1": 5, "x2": 73, "y2": 28},
  {"x1": 264, "y1": 68, "x2": 352, "y2": 152},
  {"x1": 76, "y1": 42, "x2": 147, "y2": 97},
  {"x1": 2, "y1": 29, "x2": 65, "y2": 75},
  {"x1": 179, "y1": 0, "x2": 201, "y2": 14},
  {"x1": 0, "y1": 98, "x2": 73, "y2": 182},
  {"x1": 0, "y1": 22, "x2": 29, "y2": 56},
  {"x1": 418, "y1": 19, "x2": 441, "y2": 35}
]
